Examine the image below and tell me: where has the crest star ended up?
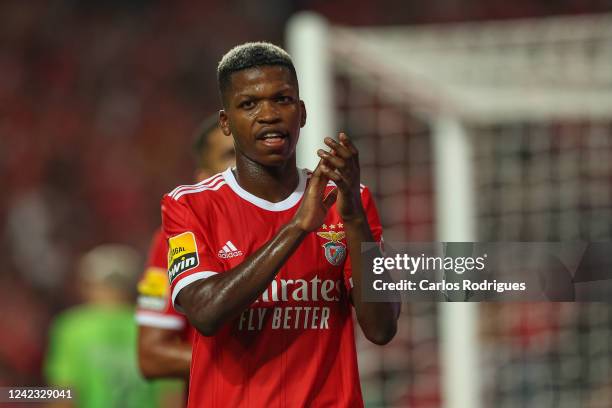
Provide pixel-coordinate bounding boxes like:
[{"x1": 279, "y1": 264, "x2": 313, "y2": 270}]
[
  {"x1": 322, "y1": 224, "x2": 328, "y2": 230},
  {"x1": 330, "y1": 224, "x2": 336, "y2": 229},
  {"x1": 338, "y1": 223, "x2": 343, "y2": 228}
]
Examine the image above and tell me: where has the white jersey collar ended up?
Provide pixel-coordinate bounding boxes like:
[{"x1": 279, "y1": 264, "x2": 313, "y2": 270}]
[{"x1": 222, "y1": 167, "x2": 307, "y2": 211}]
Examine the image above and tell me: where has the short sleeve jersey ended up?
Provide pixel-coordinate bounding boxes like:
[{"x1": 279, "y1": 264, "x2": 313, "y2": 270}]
[
  {"x1": 136, "y1": 228, "x2": 193, "y2": 342},
  {"x1": 162, "y1": 168, "x2": 382, "y2": 408}
]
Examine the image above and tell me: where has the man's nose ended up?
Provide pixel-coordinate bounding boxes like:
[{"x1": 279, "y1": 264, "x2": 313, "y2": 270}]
[{"x1": 257, "y1": 100, "x2": 281, "y2": 123}]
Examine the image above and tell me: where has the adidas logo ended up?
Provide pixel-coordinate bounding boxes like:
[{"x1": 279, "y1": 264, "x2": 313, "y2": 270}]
[{"x1": 218, "y1": 241, "x2": 243, "y2": 259}]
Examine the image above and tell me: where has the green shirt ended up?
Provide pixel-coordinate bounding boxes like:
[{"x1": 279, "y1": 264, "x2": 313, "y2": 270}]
[{"x1": 45, "y1": 304, "x2": 181, "y2": 408}]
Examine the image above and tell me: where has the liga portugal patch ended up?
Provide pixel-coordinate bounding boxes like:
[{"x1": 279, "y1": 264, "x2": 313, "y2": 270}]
[{"x1": 167, "y1": 232, "x2": 199, "y2": 283}]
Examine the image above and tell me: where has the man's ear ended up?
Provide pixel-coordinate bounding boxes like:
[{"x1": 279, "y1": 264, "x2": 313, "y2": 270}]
[
  {"x1": 219, "y1": 110, "x2": 231, "y2": 136},
  {"x1": 300, "y1": 100, "x2": 307, "y2": 128}
]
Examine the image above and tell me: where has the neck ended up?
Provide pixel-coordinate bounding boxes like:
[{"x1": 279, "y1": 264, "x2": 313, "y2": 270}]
[{"x1": 233, "y1": 156, "x2": 300, "y2": 203}]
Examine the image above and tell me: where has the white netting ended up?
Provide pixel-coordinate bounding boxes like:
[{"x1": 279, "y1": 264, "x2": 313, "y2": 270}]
[
  {"x1": 328, "y1": 13, "x2": 612, "y2": 408},
  {"x1": 331, "y1": 14, "x2": 612, "y2": 123},
  {"x1": 335, "y1": 67, "x2": 441, "y2": 408}
]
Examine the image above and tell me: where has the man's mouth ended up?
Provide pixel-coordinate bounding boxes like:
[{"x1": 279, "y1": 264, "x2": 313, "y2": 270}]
[{"x1": 257, "y1": 131, "x2": 289, "y2": 147}]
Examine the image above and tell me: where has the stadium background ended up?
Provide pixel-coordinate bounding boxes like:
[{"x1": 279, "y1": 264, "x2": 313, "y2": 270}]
[{"x1": 1, "y1": 1, "x2": 612, "y2": 407}]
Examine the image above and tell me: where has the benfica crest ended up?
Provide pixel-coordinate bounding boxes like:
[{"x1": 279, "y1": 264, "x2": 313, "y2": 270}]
[{"x1": 317, "y1": 227, "x2": 347, "y2": 266}]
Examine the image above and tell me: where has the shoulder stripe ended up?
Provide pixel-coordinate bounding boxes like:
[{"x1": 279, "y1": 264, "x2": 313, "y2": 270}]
[
  {"x1": 169, "y1": 174, "x2": 224, "y2": 198},
  {"x1": 172, "y1": 181, "x2": 227, "y2": 201},
  {"x1": 172, "y1": 176, "x2": 225, "y2": 198},
  {"x1": 169, "y1": 173, "x2": 224, "y2": 198}
]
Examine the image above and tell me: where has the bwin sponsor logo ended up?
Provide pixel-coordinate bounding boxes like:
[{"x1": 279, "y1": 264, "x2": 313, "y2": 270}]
[{"x1": 169, "y1": 255, "x2": 196, "y2": 279}]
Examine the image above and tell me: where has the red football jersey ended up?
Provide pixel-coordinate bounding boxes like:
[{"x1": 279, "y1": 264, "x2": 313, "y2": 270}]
[
  {"x1": 162, "y1": 168, "x2": 382, "y2": 408},
  {"x1": 136, "y1": 228, "x2": 193, "y2": 342}
]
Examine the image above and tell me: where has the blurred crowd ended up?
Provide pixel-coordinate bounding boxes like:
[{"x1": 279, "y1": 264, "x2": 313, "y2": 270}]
[
  {"x1": 0, "y1": 0, "x2": 610, "y2": 395},
  {"x1": 0, "y1": 0, "x2": 285, "y2": 385}
]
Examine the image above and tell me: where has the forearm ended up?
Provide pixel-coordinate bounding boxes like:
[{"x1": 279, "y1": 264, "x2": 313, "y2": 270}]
[
  {"x1": 138, "y1": 326, "x2": 191, "y2": 379},
  {"x1": 345, "y1": 213, "x2": 400, "y2": 345},
  {"x1": 179, "y1": 219, "x2": 308, "y2": 335}
]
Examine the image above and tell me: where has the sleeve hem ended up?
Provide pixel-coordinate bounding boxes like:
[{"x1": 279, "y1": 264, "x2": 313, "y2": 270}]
[{"x1": 171, "y1": 271, "x2": 219, "y2": 313}]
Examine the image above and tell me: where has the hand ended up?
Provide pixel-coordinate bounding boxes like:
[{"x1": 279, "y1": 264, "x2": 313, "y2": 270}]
[
  {"x1": 316, "y1": 132, "x2": 364, "y2": 222},
  {"x1": 294, "y1": 160, "x2": 338, "y2": 232}
]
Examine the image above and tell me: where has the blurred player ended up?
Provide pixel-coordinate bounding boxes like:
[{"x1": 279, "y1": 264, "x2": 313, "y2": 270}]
[
  {"x1": 45, "y1": 245, "x2": 179, "y2": 408},
  {"x1": 162, "y1": 42, "x2": 400, "y2": 407},
  {"x1": 136, "y1": 115, "x2": 234, "y2": 380}
]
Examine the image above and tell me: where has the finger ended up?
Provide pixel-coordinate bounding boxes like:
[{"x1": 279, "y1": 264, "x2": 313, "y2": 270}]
[
  {"x1": 310, "y1": 159, "x2": 326, "y2": 179},
  {"x1": 324, "y1": 137, "x2": 352, "y2": 160},
  {"x1": 338, "y1": 132, "x2": 359, "y2": 155},
  {"x1": 317, "y1": 149, "x2": 347, "y2": 170},
  {"x1": 324, "y1": 137, "x2": 352, "y2": 159},
  {"x1": 319, "y1": 162, "x2": 351, "y2": 191},
  {"x1": 308, "y1": 159, "x2": 330, "y2": 195},
  {"x1": 319, "y1": 153, "x2": 355, "y2": 190}
]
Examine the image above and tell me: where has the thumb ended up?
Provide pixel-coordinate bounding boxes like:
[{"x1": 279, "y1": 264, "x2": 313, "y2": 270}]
[{"x1": 309, "y1": 159, "x2": 329, "y2": 195}]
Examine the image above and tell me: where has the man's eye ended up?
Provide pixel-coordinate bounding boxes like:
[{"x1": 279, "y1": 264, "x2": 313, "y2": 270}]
[
  {"x1": 276, "y1": 96, "x2": 292, "y2": 103},
  {"x1": 240, "y1": 101, "x2": 255, "y2": 109}
]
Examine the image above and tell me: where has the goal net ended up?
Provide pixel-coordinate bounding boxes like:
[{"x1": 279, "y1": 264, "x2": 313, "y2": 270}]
[{"x1": 289, "y1": 12, "x2": 612, "y2": 408}]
